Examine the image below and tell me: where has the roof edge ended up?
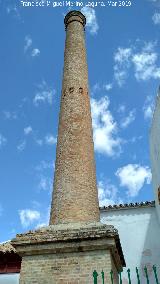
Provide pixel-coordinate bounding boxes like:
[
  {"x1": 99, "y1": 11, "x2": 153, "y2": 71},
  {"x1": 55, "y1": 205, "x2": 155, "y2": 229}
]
[{"x1": 100, "y1": 201, "x2": 155, "y2": 211}]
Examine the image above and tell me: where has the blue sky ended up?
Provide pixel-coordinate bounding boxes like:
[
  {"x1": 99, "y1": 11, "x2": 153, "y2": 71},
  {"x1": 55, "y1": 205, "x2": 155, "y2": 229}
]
[{"x1": 0, "y1": 0, "x2": 160, "y2": 242}]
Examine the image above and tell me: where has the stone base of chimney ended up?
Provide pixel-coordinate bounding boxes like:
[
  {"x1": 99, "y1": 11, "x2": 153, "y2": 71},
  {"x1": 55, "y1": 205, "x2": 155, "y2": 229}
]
[{"x1": 11, "y1": 222, "x2": 125, "y2": 283}]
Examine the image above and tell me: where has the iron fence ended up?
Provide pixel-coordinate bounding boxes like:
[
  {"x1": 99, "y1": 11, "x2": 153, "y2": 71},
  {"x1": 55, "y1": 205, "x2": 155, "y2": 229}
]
[{"x1": 93, "y1": 265, "x2": 159, "y2": 283}]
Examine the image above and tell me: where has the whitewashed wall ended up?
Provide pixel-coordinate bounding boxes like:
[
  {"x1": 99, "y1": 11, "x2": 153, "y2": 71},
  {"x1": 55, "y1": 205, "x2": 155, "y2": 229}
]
[
  {"x1": 100, "y1": 205, "x2": 160, "y2": 283},
  {"x1": 0, "y1": 274, "x2": 19, "y2": 284},
  {"x1": 150, "y1": 89, "x2": 160, "y2": 225}
]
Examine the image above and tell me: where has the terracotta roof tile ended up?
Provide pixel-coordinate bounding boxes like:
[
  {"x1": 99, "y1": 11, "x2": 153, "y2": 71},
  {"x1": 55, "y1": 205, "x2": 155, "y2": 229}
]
[
  {"x1": 100, "y1": 201, "x2": 155, "y2": 211},
  {"x1": 0, "y1": 241, "x2": 16, "y2": 254}
]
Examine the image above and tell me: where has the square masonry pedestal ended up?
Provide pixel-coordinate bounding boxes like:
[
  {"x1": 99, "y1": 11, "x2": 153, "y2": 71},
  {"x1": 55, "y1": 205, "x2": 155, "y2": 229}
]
[{"x1": 11, "y1": 222, "x2": 125, "y2": 284}]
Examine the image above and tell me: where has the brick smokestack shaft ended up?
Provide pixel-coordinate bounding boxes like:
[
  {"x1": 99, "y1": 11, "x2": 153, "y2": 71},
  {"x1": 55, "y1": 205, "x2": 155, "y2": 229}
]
[{"x1": 50, "y1": 11, "x2": 100, "y2": 224}]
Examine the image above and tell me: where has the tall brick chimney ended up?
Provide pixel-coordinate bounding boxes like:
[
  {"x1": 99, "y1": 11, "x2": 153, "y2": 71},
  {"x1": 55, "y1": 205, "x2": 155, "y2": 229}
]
[
  {"x1": 11, "y1": 12, "x2": 125, "y2": 283},
  {"x1": 50, "y1": 11, "x2": 100, "y2": 224}
]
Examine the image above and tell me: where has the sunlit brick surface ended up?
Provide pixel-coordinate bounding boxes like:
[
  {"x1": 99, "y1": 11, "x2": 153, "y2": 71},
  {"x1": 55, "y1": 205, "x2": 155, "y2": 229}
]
[{"x1": 50, "y1": 11, "x2": 100, "y2": 224}]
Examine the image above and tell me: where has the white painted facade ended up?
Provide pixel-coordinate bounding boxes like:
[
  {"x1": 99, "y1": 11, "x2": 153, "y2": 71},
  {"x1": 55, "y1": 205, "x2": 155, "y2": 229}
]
[
  {"x1": 150, "y1": 87, "x2": 160, "y2": 225},
  {"x1": 100, "y1": 204, "x2": 160, "y2": 283}
]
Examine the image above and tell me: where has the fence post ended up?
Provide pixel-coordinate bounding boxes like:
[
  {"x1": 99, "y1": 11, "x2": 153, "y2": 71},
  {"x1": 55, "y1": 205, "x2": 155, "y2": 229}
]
[
  {"x1": 127, "y1": 268, "x2": 131, "y2": 284},
  {"x1": 93, "y1": 270, "x2": 98, "y2": 284},
  {"x1": 119, "y1": 271, "x2": 122, "y2": 284},
  {"x1": 101, "y1": 270, "x2": 104, "y2": 284},
  {"x1": 153, "y1": 265, "x2": 159, "y2": 284},
  {"x1": 110, "y1": 270, "x2": 114, "y2": 284},
  {"x1": 144, "y1": 266, "x2": 149, "y2": 284},
  {"x1": 136, "y1": 267, "x2": 140, "y2": 284}
]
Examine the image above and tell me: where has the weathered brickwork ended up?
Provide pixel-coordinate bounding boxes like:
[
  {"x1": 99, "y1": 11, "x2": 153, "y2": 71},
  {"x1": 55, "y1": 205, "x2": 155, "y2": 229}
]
[
  {"x1": 20, "y1": 250, "x2": 117, "y2": 284},
  {"x1": 50, "y1": 11, "x2": 100, "y2": 224}
]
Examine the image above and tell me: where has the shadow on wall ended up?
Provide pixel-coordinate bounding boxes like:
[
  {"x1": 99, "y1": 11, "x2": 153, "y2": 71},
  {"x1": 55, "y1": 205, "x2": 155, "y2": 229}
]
[{"x1": 140, "y1": 209, "x2": 160, "y2": 284}]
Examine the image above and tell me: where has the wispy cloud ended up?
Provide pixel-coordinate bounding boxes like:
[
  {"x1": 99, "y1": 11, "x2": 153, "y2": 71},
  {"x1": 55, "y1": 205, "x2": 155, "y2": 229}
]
[
  {"x1": 19, "y1": 209, "x2": 40, "y2": 228},
  {"x1": 98, "y1": 180, "x2": 123, "y2": 207},
  {"x1": 152, "y1": 12, "x2": 160, "y2": 24},
  {"x1": 24, "y1": 126, "x2": 33, "y2": 135},
  {"x1": 24, "y1": 35, "x2": 32, "y2": 53},
  {"x1": 114, "y1": 47, "x2": 132, "y2": 87},
  {"x1": 33, "y1": 80, "x2": 55, "y2": 106},
  {"x1": 103, "y1": 83, "x2": 113, "y2": 91},
  {"x1": 143, "y1": 95, "x2": 155, "y2": 120},
  {"x1": 3, "y1": 111, "x2": 17, "y2": 120},
  {"x1": 35, "y1": 160, "x2": 55, "y2": 171},
  {"x1": 81, "y1": 7, "x2": 99, "y2": 35},
  {"x1": 118, "y1": 104, "x2": 126, "y2": 114},
  {"x1": 6, "y1": 4, "x2": 21, "y2": 20},
  {"x1": 0, "y1": 134, "x2": 7, "y2": 148},
  {"x1": 38, "y1": 176, "x2": 52, "y2": 192},
  {"x1": 115, "y1": 164, "x2": 152, "y2": 197},
  {"x1": 91, "y1": 96, "x2": 123, "y2": 157},
  {"x1": 31, "y1": 48, "x2": 40, "y2": 57},
  {"x1": 24, "y1": 35, "x2": 40, "y2": 57},
  {"x1": 91, "y1": 82, "x2": 113, "y2": 96},
  {"x1": 35, "y1": 206, "x2": 50, "y2": 229},
  {"x1": 133, "y1": 42, "x2": 160, "y2": 80},
  {"x1": 120, "y1": 109, "x2": 136, "y2": 128},
  {"x1": 45, "y1": 134, "x2": 57, "y2": 145},
  {"x1": 35, "y1": 134, "x2": 56, "y2": 146},
  {"x1": 17, "y1": 140, "x2": 26, "y2": 152},
  {"x1": 114, "y1": 41, "x2": 160, "y2": 86}
]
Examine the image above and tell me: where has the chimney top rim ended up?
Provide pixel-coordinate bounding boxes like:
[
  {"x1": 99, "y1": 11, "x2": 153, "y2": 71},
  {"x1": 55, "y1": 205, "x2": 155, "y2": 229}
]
[{"x1": 64, "y1": 10, "x2": 86, "y2": 28}]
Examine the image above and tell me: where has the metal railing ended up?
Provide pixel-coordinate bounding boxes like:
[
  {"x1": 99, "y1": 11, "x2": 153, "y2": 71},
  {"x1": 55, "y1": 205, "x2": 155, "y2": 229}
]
[{"x1": 93, "y1": 265, "x2": 159, "y2": 283}]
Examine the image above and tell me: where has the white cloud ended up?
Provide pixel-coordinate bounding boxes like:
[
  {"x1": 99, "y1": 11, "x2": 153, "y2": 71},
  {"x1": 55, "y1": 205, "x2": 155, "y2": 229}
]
[
  {"x1": 31, "y1": 48, "x2": 40, "y2": 57},
  {"x1": 91, "y1": 96, "x2": 122, "y2": 156},
  {"x1": 114, "y1": 47, "x2": 132, "y2": 87},
  {"x1": 0, "y1": 134, "x2": 7, "y2": 148},
  {"x1": 35, "y1": 206, "x2": 50, "y2": 229},
  {"x1": 114, "y1": 47, "x2": 132, "y2": 63},
  {"x1": 24, "y1": 126, "x2": 33, "y2": 135},
  {"x1": 17, "y1": 140, "x2": 26, "y2": 152},
  {"x1": 38, "y1": 176, "x2": 52, "y2": 192},
  {"x1": 33, "y1": 80, "x2": 55, "y2": 106},
  {"x1": 45, "y1": 134, "x2": 57, "y2": 145},
  {"x1": 24, "y1": 35, "x2": 40, "y2": 57},
  {"x1": 19, "y1": 209, "x2": 40, "y2": 228},
  {"x1": 132, "y1": 52, "x2": 160, "y2": 81},
  {"x1": 116, "y1": 164, "x2": 152, "y2": 197},
  {"x1": 152, "y1": 12, "x2": 160, "y2": 24},
  {"x1": 120, "y1": 109, "x2": 136, "y2": 128},
  {"x1": 143, "y1": 96, "x2": 155, "y2": 120},
  {"x1": 103, "y1": 83, "x2": 113, "y2": 91},
  {"x1": 118, "y1": 104, "x2": 126, "y2": 113},
  {"x1": 24, "y1": 35, "x2": 32, "y2": 53},
  {"x1": 81, "y1": 7, "x2": 99, "y2": 35},
  {"x1": 98, "y1": 180, "x2": 123, "y2": 207},
  {"x1": 3, "y1": 111, "x2": 17, "y2": 120},
  {"x1": 35, "y1": 135, "x2": 56, "y2": 146},
  {"x1": 6, "y1": 4, "x2": 21, "y2": 20},
  {"x1": 35, "y1": 160, "x2": 54, "y2": 171},
  {"x1": 98, "y1": 180, "x2": 117, "y2": 207},
  {"x1": 113, "y1": 41, "x2": 160, "y2": 86},
  {"x1": 91, "y1": 82, "x2": 113, "y2": 96},
  {"x1": 35, "y1": 139, "x2": 43, "y2": 146}
]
